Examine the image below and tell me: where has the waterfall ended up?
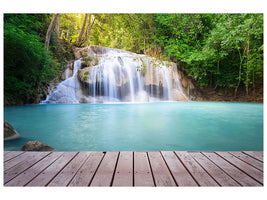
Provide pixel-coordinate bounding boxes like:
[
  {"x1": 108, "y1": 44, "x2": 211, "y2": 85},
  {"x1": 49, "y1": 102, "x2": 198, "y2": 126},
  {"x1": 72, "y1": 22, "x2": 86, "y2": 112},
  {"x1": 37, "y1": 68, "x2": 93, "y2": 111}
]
[
  {"x1": 42, "y1": 60, "x2": 82, "y2": 104},
  {"x1": 42, "y1": 46, "x2": 188, "y2": 104}
]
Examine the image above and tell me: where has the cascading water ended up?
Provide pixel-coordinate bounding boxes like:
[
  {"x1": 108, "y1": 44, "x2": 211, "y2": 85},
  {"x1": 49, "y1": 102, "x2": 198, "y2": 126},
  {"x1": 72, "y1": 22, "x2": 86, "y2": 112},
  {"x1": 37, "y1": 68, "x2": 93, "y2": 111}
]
[
  {"x1": 42, "y1": 46, "x2": 188, "y2": 104},
  {"x1": 42, "y1": 60, "x2": 82, "y2": 104}
]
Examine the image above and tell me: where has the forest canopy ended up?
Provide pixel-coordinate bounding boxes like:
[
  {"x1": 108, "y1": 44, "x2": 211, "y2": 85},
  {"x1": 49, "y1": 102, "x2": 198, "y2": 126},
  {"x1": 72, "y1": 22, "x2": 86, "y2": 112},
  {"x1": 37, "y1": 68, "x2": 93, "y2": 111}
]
[{"x1": 4, "y1": 13, "x2": 263, "y2": 105}]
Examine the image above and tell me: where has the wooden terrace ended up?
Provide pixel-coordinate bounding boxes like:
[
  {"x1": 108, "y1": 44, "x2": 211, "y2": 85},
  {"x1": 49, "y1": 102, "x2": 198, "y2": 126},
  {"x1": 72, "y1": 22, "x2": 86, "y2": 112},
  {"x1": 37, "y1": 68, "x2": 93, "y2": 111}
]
[{"x1": 3, "y1": 151, "x2": 263, "y2": 187}]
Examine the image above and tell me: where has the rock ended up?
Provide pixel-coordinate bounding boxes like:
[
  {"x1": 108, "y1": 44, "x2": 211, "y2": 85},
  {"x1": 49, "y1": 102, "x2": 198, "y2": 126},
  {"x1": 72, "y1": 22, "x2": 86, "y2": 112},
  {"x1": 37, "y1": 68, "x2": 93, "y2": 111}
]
[
  {"x1": 73, "y1": 47, "x2": 89, "y2": 59},
  {"x1": 172, "y1": 90, "x2": 188, "y2": 101},
  {"x1": 77, "y1": 67, "x2": 93, "y2": 84},
  {"x1": 181, "y1": 78, "x2": 188, "y2": 88},
  {"x1": 4, "y1": 120, "x2": 19, "y2": 140},
  {"x1": 20, "y1": 141, "x2": 55, "y2": 151},
  {"x1": 60, "y1": 62, "x2": 73, "y2": 81},
  {"x1": 79, "y1": 95, "x2": 92, "y2": 103}
]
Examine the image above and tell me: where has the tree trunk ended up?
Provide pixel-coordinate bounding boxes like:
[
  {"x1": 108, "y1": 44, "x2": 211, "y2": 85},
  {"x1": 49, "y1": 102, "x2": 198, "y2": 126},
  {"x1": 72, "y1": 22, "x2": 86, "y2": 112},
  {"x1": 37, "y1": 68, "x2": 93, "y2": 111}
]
[
  {"x1": 76, "y1": 13, "x2": 88, "y2": 46},
  {"x1": 45, "y1": 14, "x2": 59, "y2": 51},
  {"x1": 246, "y1": 35, "x2": 250, "y2": 96},
  {"x1": 83, "y1": 14, "x2": 95, "y2": 46},
  {"x1": 54, "y1": 14, "x2": 61, "y2": 36},
  {"x1": 234, "y1": 48, "x2": 244, "y2": 98},
  {"x1": 144, "y1": 36, "x2": 146, "y2": 54}
]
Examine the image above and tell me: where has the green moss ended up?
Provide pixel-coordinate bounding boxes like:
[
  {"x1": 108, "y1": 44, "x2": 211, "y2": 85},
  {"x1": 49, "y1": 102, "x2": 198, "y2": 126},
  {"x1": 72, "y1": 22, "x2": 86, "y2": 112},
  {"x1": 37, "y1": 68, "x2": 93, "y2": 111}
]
[
  {"x1": 83, "y1": 71, "x2": 89, "y2": 81},
  {"x1": 84, "y1": 56, "x2": 93, "y2": 65},
  {"x1": 86, "y1": 56, "x2": 93, "y2": 62},
  {"x1": 140, "y1": 58, "x2": 147, "y2": 76}
]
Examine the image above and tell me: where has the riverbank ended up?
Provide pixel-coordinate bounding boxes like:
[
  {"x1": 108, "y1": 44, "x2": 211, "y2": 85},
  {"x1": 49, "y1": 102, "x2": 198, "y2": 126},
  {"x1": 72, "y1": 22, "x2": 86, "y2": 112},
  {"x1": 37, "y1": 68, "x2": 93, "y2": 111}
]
[{"x1": 200, "y1": 84, "x2": 263, "y2": 103}]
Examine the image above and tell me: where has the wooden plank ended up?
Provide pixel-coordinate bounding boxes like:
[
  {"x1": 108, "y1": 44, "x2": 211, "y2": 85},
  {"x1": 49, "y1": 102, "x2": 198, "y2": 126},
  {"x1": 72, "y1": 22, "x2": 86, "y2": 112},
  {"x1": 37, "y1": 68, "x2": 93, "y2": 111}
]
[
  {"x1": 190, "y1": 152, "x2": 240, "y2": 186},
  {"x1": 4, "y1": 151, "x2": 12, "y2": 156},
  {"x1": 90, "y1": 152, "x2": 119, "y2": 186},
  {"x1": 48, "y1": 152, "x2": 91, "y2": 186},
  {"x1": 5, "y1": 152, "x2": 64, "y2": 186},
  {"x1": 175, "y1": 151, "x2": 219, "y2": 186},
  {"x1": 112, "y1": 151, "x2": 133, "y2": 186},
  {"x1": 161, "y1": 151, "x2": 198, "y2": 186},
  {"x1": 148, "y1": 152, "x2": 176, "y2": 186},
  {"x1": 134, "y1": 152, "x2": 154, "y2": 186},
  {"x1": 243, "y1": 151, "x2": 263, "y2": 162},
  {"x1": 26, "y1": 152, "x2": 78, "y2": 186},
  {"x1": 202, "y1": 152, "x2": 261, "y2": 186},
  {"x1": 4, "y1": 151, "x2": 25, "y2": 162},
  {"x1": 4, "y1": 152, "x2": 36, "y2": 171},
  {"x1": 68, "y1": 152, "x2": 104, "y2": 186},
  {"x1": 4, "y1": 151, "x2": 50, "y2": 184},
  {"x1": 229, "y1": 152, "x2": 263, "y2": 172},
  {"x1": 216, "y1": 152, "x2": 263, "y2": 184}
]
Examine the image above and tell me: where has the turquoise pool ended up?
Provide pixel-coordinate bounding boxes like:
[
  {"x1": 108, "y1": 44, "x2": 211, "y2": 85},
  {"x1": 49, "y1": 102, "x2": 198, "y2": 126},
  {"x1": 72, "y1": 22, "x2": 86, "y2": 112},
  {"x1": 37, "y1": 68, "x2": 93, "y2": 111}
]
[{"x1": 4, "y1": 102, "x2": 263, "y2": 151}]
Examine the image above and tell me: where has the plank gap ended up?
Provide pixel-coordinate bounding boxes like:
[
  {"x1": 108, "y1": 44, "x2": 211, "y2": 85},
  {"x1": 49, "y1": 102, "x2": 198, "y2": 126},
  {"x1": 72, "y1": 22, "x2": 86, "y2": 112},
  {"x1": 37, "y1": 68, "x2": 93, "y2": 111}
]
[
  {"x1": 87, "y1": 152, "x2": 105, "y2": 186},
  {"x1": 190, "y1": 153, "x2": 222, "y2": 186},
  {"x1": 23, "y1": 152, "x2": 65, "y2": 186},
  {"x1": 4, "y1": 151, "x2": 25, "y2": 163},
  {"x1": 132, "y1": 152, "x2": 135, "y2": 187},
  {"x1": 146, "y1": 152, "x2": 156, "y2": 187},
  {"x1": 174, "y1": 151, "x2": 200, "y2": 186},
  {"x1": 228, "y1": 152, "x2": 263, "y2": 172},
  {"x1": 66, "y1": 152, "x2": 92, "y2": 186},
  {"x1": 110, "y1": 152, "x2": 120, "y2": 186},
  {"x1": 160, "y1": 151, "x2": 178, "y2": 186},
  {"x1": 4, "y1": 152, "x2": 52, "y2": 185},
  {"x1": 242, "y1": 151, "x2": 263, "y2": 163},
  {"x1": 200, "y1": 152, "x2": 242, "y2": 186},
  {"x1": 44, "y1": 152, "x2": 79, "y2": 186},
  {"x1": 214, "y1": 152, "x2": 263, "y2": 185}
]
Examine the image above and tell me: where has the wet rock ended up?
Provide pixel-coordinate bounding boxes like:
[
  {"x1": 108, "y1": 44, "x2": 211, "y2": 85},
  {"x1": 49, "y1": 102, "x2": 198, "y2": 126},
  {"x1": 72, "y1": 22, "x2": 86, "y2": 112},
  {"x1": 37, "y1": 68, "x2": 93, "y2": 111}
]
[
  {"x1": 4, "y1": 120, "x2": 19, "y2": 140},
  {"x1": 79, "y1": 96, "x2": 92, "y2": 103},
  {"x1": 20, "y1": 141, "x2": 54, "y2": 151}
]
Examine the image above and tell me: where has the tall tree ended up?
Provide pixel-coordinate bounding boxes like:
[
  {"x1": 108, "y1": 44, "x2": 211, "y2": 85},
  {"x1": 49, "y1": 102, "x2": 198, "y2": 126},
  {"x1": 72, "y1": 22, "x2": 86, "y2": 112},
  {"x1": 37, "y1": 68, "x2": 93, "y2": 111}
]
[
  {"x1": 76, "y1": 13, "x2": 88, "y2": 46},
  {"x1": 54, "y1": 14, "x2": 61, "y2": 36},
  {"x1": 83, "y1": 14, "x2": 95, "y2": 46},
  {"x1": 45, "y1": 13, "x2": 59, "y2": 50}
]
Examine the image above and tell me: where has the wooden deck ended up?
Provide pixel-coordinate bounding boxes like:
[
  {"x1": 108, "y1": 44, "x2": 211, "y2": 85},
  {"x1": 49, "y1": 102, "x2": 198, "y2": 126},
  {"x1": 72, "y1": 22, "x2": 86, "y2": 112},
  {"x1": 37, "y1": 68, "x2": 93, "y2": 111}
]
[{"x1": 3, "y1": 151, "x2": 263, "y2": 187}]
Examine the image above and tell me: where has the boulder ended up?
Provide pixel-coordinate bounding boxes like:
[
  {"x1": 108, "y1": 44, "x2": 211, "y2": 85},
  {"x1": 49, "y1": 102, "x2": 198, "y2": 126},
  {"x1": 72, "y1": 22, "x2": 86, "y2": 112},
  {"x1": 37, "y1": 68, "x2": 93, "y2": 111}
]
[
  {"x1": 4, "y1": 120, "x2": 19, "y2": 140},
  {"x1": 20, "y1": 141, "x2": 55, "y2": 151}
]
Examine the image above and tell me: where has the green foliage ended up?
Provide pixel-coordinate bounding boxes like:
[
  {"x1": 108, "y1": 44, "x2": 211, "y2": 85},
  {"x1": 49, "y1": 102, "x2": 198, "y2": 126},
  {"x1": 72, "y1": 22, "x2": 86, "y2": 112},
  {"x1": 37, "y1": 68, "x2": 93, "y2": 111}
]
[
  {"x1": 4, "y1": 14, "x2": 61, "y2": 105},
  {"x1": 152, "y1": 14, "x2": 263, "y2": 90},
  {"x1": 86, "y1": 56, "x2": 93, "y2": 62},
  {"x1": 83, "y1": 71, "x2": 89, "y2": 81}
]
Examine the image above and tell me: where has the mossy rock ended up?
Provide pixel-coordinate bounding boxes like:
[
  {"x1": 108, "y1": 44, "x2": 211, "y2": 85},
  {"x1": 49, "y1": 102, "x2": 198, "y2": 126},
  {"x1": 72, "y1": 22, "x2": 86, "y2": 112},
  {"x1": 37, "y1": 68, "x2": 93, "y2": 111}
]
[
  {"x1": 4, "y1": 120, "x2": 19, "y2": 140},
  {"x1": 20, "y1": 141, "x2": 55, "y2": 151}
]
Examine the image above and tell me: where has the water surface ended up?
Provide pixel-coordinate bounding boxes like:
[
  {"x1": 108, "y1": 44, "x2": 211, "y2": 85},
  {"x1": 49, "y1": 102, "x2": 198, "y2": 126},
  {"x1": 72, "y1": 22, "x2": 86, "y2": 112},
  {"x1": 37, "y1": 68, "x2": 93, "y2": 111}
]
[{"x1": 4, "y1": 102, "x2": 263, "y2": 151}]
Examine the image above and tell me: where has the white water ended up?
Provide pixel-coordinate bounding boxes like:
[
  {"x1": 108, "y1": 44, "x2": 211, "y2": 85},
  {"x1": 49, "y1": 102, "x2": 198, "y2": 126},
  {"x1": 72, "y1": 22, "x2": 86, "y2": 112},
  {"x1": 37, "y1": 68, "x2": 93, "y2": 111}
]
[
  {"x1": 42, "y1": 47, "x2": 187, "y2": 104},
  {"x1": 87, "y1": 49, "x2": 187, "y2": 103},
  {"x1": 42, "y1": 60, "x2": 82, "y2": 104}
]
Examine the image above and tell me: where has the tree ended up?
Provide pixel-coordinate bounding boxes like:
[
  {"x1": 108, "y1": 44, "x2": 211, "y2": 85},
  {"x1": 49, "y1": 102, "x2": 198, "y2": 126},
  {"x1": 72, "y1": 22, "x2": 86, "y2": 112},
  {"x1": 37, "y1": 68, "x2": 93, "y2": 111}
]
[
  {"x1": 83, "y1": 14, "x2": 95, "y2": 46},
  {"x1": 45, "y1": 13, "x2": 59, "y2": 50},
  {"x1": 54, "y1": 14, "x2": 61, "y2": 36},
  {"x1": 76, "y1": 13, "x2": 88, "y2": 46}
]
